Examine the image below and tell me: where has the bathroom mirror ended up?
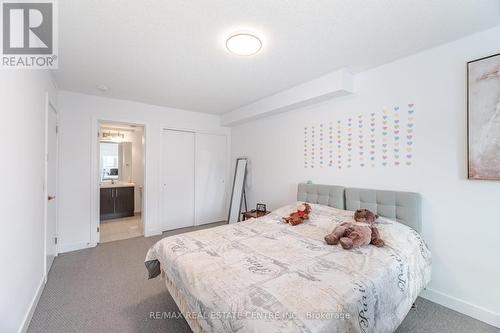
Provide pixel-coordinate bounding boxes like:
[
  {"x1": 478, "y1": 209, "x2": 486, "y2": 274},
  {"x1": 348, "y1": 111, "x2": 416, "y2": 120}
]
[
  {"x1": 227, "y1": 158, "x2": 248, "y2": 224},
  {"x1": 100, "y1": 142, "x2": 132, "y2": 181}
]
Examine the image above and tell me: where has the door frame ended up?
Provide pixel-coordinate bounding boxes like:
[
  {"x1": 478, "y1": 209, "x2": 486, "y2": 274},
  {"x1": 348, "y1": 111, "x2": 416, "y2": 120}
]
[
  {"x1": 161, "y1": 126, "x2": 230, "y2": 229},
  {"x1": 90, "y1": 118, "x2": 148, "y2": 245},
  {"x1": 43, "y1": 93, "x2": 59, "y2": 280}
]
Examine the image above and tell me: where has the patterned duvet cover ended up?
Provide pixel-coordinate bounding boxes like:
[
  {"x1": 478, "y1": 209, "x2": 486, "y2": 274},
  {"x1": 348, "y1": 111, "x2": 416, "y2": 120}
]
[{"x1": 145, "y1": 203, "x2": 431, "y2": 333}]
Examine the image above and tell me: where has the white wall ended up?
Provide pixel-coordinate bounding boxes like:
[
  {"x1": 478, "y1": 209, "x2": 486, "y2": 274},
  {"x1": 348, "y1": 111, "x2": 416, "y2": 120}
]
[
  {"x1": 57, "y1": 91, "x2": 230, "y2": 252},
  {"x1": 0, "y1": 70, "x2": 57, "y2": 333},
  {"x1": 231, "y1": 26, "x2": 500, "y2": 327}
]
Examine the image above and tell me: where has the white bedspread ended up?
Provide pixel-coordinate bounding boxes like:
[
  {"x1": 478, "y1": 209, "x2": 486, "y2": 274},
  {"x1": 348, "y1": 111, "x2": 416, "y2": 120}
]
[{"x1": 146, "y1": 203, "x2": 431, "y2": 333}]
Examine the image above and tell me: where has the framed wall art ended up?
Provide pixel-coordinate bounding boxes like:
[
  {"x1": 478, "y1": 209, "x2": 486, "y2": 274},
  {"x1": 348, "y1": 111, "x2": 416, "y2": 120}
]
[{"x1": 467, "y1": 53, "x2": 500, "y2": 180}]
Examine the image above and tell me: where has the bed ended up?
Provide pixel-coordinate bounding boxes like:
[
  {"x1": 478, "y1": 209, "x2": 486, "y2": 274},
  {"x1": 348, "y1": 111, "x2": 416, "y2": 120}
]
[{"x1": 145, "y1": 184, "x2": 431, "y2": 333}]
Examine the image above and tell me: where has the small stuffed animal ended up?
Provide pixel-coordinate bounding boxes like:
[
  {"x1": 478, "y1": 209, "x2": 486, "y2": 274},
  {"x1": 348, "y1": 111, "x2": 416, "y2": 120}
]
[
  {"x1": 324, "y1": 209, "x2": 385, "y2": 249},
  {"x1": 283, "y1": 203, "x2": 311, "y2": 226},
  {"x1": 353, "y1": 208, "x2": 378, "y2": 223}
]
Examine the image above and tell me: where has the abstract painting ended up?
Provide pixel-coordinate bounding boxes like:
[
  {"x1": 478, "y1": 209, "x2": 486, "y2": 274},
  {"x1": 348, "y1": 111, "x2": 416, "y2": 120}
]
[{"x1": 467, "y1": 53, "x2": 500, "y2": 180}]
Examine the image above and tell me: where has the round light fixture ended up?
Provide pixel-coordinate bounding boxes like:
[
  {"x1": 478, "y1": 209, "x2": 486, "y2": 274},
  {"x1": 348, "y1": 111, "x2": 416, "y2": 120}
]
[{"x1": 226, "y1": 33, "x2": 262, "y2": 56}]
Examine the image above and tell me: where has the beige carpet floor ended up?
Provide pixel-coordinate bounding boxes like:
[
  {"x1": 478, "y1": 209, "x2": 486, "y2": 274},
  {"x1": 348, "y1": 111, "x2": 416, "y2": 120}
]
[{"x1": 28, "y1": 222, "x2": 499, "y2": 333}]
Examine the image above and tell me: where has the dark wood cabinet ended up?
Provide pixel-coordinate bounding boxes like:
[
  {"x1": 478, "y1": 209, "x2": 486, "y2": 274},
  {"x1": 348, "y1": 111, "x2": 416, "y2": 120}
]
[
  {"x1": 100, "y1": 188, "x2": 115, "y2": 217},
  {"x1": 115, "y1": 187, "x2": 134, "y2": 217},
  {"x1": 100, "y1": 186, "x2": 135, "y2": 220}
]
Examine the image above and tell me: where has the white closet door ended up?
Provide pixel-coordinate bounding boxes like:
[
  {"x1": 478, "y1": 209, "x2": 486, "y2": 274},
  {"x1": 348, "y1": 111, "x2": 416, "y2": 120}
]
[
  {"x1": 195, "y1": 133, "x2": 227, "y2": 225},
  {"x1": 161, "y1": 129, "x2": 195, "y2": 231}
]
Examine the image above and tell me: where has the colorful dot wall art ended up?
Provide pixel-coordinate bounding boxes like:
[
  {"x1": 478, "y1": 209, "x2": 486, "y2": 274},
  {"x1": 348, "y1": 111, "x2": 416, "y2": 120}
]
[
  {"x1": 358, "y1": 114, "x2": 365, "y2": 167},
  {"x1": 311, "y1": 126, "x2": 315, "y2": 168},
  {"x1": 347, "y1": 117, "x2": 353, "y2": 168},
  {"x1": 302, "y1": 103, "x2": 416, "y2": 169},
  {"x1": 319, "y1": 124, "x2": 324, "y2": 168},
  {"x1": 303, "y1": 126, "x2": 308, "y2": 169},
  {"x1": 406, "y1": 103, "x2": 415, "y2": 166},
  {"x1": 393, "y1": 106, "x2": 400, "y2": 167},
  {"x1": 328, "y1": 122, "x2": 333, "y2": 167},
  {"x1": 337, "y1": 120, "x2": 342, "y2": 169},
  {"x1": 369, "y1": 112, "x2": 376, "y2": 167},
  {"x1": 382, "y1": 108, "x2": 389, "y2": 166}
]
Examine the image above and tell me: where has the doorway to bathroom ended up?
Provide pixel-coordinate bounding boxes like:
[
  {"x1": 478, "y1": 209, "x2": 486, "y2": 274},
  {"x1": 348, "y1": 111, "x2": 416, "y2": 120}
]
[{"x1": 97, "y1": 121, "x2": 145, "y2": 243}]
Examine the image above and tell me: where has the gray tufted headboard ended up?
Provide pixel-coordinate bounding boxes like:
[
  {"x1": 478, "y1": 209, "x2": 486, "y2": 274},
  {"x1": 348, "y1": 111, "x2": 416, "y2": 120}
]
[
  {"x1": 345, "y1": 187, "x2": 421, "y2": 232},
  {"x1": 297, "y1": 183, "x2": 345, "y2": 209},
  {"x1": 297, "y1": 183, "x2": 422, "y2": 232}
]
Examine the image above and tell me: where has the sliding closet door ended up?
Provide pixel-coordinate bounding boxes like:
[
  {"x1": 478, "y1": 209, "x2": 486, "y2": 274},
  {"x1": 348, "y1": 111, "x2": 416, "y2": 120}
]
[
  {"x1": 161, "y1": 129, "x2": 195, "y2": 231},
  {"x1": 195, "y1": 133, "x2": 227, "y2": 225}
]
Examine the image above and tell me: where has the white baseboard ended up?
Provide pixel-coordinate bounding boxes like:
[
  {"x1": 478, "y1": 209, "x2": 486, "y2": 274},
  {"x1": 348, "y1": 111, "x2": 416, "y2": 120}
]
[
  {"x1": 18, "y1": 275, "x2": 46, "y2": 333},
  {"x1": 58, "y1": 241, "x2": 94, "y2": 253},
  {"x1": 421, "y1": 288, "x2": 500, "y2": 328},
  {"x1": 145, "y1": 229, "x2": 162, "y2": 237}
]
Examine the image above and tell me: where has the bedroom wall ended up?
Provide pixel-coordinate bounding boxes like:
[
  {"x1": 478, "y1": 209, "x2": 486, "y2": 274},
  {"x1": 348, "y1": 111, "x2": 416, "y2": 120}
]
[
  {"x1": 57, "y1": 91, "x2": 230, "y2": 252},
  {"x1": 231, "y1": 26, "x2": 500, "y2": 327},
  {"x1": 0, "y1": 71, "x2": 57, "y2": 333}
]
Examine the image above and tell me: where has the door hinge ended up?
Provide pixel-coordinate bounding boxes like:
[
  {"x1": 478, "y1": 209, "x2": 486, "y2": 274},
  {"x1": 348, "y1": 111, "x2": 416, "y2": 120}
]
[
  {"x1": 54, "y1": 237, "x2": 58, "y2": 244},
  {"x1": 97, "y1": 227, "x2": 100, "y2": 232},
  {"x1": 55, "y1": 125, "x2": 59, "y2": 134},
  {"x1": 97, "y1": 131, "x2": 100, "y2": 138}
]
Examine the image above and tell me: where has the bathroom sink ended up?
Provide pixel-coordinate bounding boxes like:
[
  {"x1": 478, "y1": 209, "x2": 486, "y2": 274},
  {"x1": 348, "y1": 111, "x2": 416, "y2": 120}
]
[{"x1": 100, "y1": 181, "x2": 135, "y2": 188}]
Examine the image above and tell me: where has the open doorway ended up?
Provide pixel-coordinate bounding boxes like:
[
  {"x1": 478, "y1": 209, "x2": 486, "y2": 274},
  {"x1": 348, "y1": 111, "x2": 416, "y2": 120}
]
[{"x1": 98, "y1": 122, "x2": 145, "y2": 243}]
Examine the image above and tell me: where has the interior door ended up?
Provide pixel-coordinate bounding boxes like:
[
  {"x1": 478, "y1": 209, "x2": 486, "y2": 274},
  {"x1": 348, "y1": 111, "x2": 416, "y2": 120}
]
[
  {"x1": 161, "y1": 129, "x2": 195, "y2": 231},
  {"x1": 46, "y1": 103, "x2": 58, "y2": 275},
  {"x1": 195, "y1": 133, "x2": 227, "y2": 225}
]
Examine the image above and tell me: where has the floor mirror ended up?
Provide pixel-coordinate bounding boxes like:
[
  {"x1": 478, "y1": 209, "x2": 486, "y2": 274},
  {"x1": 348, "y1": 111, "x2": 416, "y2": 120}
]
[{"x1": 227, "y1": 158, "x2": 248, "y2": 223}]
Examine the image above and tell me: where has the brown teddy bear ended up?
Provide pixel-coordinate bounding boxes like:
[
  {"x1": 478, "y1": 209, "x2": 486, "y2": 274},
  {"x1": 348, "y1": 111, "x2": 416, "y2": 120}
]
[
  {"x1": 353, "y1": 208, "x2": 378, "y2": 223},
  {"x1": 282, "y1": 203, "x2": 311, "y2": 226},
  {"x1": 324, "y1": 209, "x2": 385, "y2": 249}
]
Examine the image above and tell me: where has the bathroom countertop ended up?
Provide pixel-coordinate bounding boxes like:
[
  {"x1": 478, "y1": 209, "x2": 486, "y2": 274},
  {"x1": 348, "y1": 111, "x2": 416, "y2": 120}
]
[{"x1": 100, "y1": 182, "x2": 136, "y2": 188}]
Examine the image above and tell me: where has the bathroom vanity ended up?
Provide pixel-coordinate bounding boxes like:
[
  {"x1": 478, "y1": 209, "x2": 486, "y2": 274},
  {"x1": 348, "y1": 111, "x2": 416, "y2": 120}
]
[{"x1": 100, "y1": 182, "x2": 135, "y2": 220}]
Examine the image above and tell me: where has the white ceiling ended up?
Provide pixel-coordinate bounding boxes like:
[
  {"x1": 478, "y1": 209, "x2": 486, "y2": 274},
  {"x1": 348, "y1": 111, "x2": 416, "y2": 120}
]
[{"x1": 54, "y1": 0, "x2": 500, "y2": 114}]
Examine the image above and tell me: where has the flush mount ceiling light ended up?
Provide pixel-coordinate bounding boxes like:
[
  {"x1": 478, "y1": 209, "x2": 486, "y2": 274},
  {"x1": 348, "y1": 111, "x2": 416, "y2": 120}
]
[{"x1": 226, "y1": 33, "x2": 262, "y2": 56}]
